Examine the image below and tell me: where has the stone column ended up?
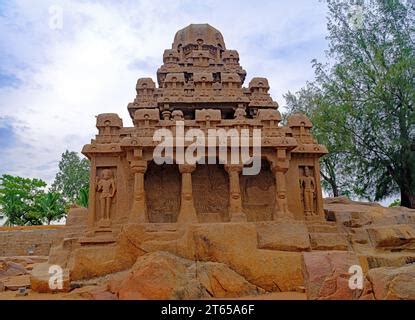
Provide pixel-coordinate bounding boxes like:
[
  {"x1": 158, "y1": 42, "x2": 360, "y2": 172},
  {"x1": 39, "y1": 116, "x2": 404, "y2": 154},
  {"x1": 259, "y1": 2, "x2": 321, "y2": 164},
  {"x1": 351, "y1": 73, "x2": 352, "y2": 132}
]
[
  {"x1": 224, "y1": 164, "x2": 246, "y2": 222},
  {"x1": 272, "y1": 149, "x2": 294, "y2": 219},
  {"x1": 129, "y1": 160, "x2": 148, "y2": 223},
  {"x1": 178, "y1": 164, "x2": 198, "y2": 223}
]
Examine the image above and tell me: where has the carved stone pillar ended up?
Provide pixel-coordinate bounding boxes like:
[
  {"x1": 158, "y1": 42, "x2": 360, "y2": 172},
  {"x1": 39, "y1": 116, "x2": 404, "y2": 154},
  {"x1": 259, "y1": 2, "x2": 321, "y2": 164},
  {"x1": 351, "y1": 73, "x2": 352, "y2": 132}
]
[
  {"x1": 129, "y1": 160, "x2": 148, "y2": 223},
  {"x1": 178, "y1": 164, "x2": 198, "y2": 223},
  {"x1": 224, "y1": 164, "x2": 246, "y2": 222},
  {"x1": 272, "y1": 149, "x2": 294, "y2": 219}
]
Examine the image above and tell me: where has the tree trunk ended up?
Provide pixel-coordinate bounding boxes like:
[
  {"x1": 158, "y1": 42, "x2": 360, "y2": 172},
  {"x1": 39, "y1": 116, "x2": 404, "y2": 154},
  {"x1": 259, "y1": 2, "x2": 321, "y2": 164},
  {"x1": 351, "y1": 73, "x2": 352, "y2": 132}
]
[
  {"x1": 401, "y1": 189, "x2": 415, "y2": 209},
  {"x1": 331, "y1": 182, "x2": 340, "y2": 198}
]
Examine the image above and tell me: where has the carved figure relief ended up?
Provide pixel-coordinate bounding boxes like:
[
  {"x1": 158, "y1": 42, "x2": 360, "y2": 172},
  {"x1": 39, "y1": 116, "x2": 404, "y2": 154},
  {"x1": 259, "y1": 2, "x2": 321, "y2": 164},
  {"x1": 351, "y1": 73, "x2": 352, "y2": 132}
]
[
  {"x1": 299, "y1": 166, "x2": 316, "y2": 216},
  {"x1": 96, "y1": 169, "x2": 116, "y2": 222},
  {"x1": 234, "y1": 105, "x2": 246, "y2": 119}
]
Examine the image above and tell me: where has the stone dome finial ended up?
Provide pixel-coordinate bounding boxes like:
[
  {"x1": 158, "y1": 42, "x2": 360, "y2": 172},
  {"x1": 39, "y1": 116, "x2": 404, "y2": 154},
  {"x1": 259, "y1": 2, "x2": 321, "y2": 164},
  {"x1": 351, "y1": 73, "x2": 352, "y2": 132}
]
[
  {"x1": 287, "y1": 113, "x2": 313, "y2": 128},
  {"x1": 173, "y1": 24, "x2": 226, "y2": 50}
]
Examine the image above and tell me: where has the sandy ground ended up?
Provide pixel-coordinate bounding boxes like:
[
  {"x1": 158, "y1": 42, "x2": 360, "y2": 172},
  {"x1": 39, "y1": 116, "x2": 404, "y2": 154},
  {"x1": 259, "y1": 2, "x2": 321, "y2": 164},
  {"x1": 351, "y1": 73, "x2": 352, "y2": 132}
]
[{"x1": 0, "y1": 290, "x2": 306, "y2": 300}]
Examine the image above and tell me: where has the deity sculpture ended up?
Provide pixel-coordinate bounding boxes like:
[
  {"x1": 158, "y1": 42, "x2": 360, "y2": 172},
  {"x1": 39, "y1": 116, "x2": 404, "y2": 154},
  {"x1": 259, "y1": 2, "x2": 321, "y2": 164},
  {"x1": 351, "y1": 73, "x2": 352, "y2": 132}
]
[
  {"x1": 300, "y1": 166, "x2": 316, "y2": 216},
  {"x1": 96, "y1": 169, "x2": 116, "y2": 221},
  {"x1": 172, "y1": 110, "x2": 184, "y2": 121},
  {"x1": 234, "y1": 105, "x2": 246, "y2": 119}
]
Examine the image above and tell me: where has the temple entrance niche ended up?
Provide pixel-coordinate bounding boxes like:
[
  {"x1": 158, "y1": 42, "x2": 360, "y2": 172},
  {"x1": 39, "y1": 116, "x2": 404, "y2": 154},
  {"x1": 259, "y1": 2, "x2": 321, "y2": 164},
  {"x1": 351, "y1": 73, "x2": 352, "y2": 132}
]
[
  {"x1": 192, "y1": 163, "x2": 229, "y2": 222},
  {"x1": 240, "y1": 159, "x2": 275, "y2": 221},
  {"x1": 145, "y1": 161, "x2": 181, "y2": 222}
]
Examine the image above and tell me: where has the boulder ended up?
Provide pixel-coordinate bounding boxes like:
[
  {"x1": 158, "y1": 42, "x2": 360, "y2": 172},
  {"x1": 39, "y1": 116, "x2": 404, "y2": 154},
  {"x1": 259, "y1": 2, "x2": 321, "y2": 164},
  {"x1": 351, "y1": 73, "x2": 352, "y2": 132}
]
[
  {"x1": 116, "y1": 251, "x2": 264, "y2": 300},
  {"x1": 365, "y1": 253, "x2": 415, "y2": 269},
  {"x1": 64, "y1": 285, "x2": 117, "y2": 300},
  {"x1": 366, "y1": 224, "x2": 415, "y2": 249},
  {"x1": 256, "y1": 221, "x2": 310, "y2": 252},
  {"x1": 30, "y1": 263, "x2": 70, "y2": 293},
  {"x1": 366, "y1": 264, "x2": 415, "y2": 300},
  {"x1": 91, "y1": 290, "x2": 118, "y2": 300},
  {"x1": 0, "y1": 261, "x2": 28, "y2": 278},
  {"x1": 68, "y1": 243, "x2": 137, "y2": 281},
  {"x1": 109, "y1": 223, "x2": 304, "y2": 292},
  {"x1": 0, "y1": 256, "x2": 48, "y2": 267},
  {"x1": 190, "y1": 223, "x2": 303, "y2": 292},
  {"x1": 302, "y1": 251, "x2": 363, "y2": 300},
  {"x1": 3, "y1": 275, "x2": 31, "y2": 291}
]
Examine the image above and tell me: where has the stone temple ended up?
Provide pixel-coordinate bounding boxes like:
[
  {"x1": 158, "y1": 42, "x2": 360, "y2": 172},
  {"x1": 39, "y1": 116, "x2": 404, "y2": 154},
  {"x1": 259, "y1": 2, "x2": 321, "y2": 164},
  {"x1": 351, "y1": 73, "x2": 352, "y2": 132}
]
[
  {"x1": 3, "y1": 24, "x2": 415, "y2": 300},
  {"x1": 81, "y1": 23, "x2": 328, "y2": 242}
]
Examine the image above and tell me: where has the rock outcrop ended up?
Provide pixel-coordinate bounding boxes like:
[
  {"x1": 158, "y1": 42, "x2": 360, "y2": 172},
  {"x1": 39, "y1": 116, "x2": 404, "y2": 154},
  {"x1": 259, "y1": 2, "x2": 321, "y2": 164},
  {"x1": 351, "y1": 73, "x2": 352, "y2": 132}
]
[
  {"x1": 115, "y1": 251, "x2": 264, "y2": 299},
  {"x1": 1, "y1": 199, "x2": 414, "y2": 300}
]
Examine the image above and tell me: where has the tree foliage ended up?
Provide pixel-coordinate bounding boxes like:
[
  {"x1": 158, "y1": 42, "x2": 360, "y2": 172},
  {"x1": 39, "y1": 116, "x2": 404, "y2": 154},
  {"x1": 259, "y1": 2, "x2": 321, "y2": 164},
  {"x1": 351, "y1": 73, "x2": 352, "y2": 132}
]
[
  {"x1": 33, "y1": 191, "x2": 66, "y2": 225},
  {"x1": 52, "y1": 150, "x2": 90, "y2": 205},
  {"x1": 0, "y1": 174, "x2": 68, "y2": 226},
  {"x1": 284, "y1": 0, "x2": 415, "y2": 207},
  {"x1": 76, "y1": 185, "x2": 89, "y2": 208}
]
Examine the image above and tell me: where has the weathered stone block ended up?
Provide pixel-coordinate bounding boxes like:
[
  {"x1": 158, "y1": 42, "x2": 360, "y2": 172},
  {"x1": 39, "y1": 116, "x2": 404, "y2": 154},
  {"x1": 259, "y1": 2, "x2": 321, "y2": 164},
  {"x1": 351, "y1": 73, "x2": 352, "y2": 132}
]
[
  {"x1": 309, "y1": 233, "x2": 349, "y2": 251},
  {"x1": 256, "y1": 221, "x2": 310, "y2": 252},
  {"x1": 30, "y1": 263, "x2": 70, "y2": 293},
  {"x1": 366, "y1": 264, "x2": 415, "y2": 300},
  {"x1": 302, "y1": 251, "x2": 363, "y2": 300},
  {"x1": 366, "y1": 224, "x2": 415, "y2": 249}
]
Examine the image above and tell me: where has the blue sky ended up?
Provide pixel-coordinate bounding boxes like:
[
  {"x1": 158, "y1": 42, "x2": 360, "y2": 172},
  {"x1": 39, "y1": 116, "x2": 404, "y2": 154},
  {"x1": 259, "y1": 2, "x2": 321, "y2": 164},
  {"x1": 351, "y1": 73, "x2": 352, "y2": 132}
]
[{"x1": 0, "y1": 0, "x2": 329, "y2": 183}]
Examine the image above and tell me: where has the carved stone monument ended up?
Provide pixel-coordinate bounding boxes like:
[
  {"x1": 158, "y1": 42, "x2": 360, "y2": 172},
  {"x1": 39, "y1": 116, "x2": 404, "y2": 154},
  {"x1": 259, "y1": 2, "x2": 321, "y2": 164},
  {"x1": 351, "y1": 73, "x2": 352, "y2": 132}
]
[
  {"x1": 16, "y1": 24, "x2": 415, "y2": 301},
  {"x1": 81, "y1": 23, "x2": 328, "y2": 241}
]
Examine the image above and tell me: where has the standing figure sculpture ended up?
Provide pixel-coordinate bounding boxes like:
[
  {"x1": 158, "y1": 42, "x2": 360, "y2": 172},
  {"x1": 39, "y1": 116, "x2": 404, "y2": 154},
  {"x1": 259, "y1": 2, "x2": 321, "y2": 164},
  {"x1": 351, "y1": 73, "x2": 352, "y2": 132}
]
[
  {"x1": 300, "y1": 166, "x2": 315, "y2": 216},
  {"x1": 96, "y1": 169, "x2": 116, "y2": 221}
]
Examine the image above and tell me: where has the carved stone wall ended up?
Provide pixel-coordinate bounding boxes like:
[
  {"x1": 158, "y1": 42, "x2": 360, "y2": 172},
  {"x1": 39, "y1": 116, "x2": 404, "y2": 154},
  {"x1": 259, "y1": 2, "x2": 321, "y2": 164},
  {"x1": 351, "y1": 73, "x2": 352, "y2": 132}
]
[
  {"x1": 192, "y1": 164, "x2": 229, "y2": 222},
  {"x1": 240, "y1": 159, "x2": 275, "y2": 221},
  {"x1": 145, "y1": 162, "x2": 181, "y2": 222}
]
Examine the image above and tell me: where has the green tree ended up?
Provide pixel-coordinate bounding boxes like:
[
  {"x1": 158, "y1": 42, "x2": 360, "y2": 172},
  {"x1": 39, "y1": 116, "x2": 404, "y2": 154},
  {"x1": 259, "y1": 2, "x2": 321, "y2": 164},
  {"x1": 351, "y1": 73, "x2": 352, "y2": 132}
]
[
  {"x1": 52, "y1": 150, "x2": 90, "y2": 205},
  {"x1": 285, "y1": 0, "x2": 415, "y2": 207},
  {"x1": 76, "y1": 185, "x2": 89, "y2": 208},
  {"x1": 33, "y1": 191, "x2": 66, "y2": 225},
  {"x1": 0, "y1": 174, "x2": 46, "y2": 226}
]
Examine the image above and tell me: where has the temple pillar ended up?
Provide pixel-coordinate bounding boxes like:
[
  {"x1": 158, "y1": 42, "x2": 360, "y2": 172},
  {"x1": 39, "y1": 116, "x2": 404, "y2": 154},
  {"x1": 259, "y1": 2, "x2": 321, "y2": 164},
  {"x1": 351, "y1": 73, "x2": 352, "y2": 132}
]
[
  {"x1": 224, "y1": 164, "x2": 246, "y2": 222},
  {"x1": 272, "y1": 149, "x2": 294, "y2": 219},
  {"x1": 129, "y1": 159, "x2": 148, "y2": 223},
  {"x1": 178, "y1": 164, "x2": 198, "y2": 223}
]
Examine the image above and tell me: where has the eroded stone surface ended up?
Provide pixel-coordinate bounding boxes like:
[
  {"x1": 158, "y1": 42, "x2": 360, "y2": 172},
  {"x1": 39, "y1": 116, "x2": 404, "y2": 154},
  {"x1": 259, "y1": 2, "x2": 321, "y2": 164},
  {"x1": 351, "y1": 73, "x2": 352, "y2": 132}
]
[
  {"x1": 256, "y1": 222, "x2": 311, "y2": 252},
  {"x1": 366, "y1": 264, "x2": 415, "y2": 300},
  {"x1": 30, "y1": 263, "x2": 70, "y2": 293},
  {"x1": 116, "y1": 251, "x2": 264, "y2": 299},
  {"x1": 302, "y1": 251, "x2": 363, "y2": 300}
]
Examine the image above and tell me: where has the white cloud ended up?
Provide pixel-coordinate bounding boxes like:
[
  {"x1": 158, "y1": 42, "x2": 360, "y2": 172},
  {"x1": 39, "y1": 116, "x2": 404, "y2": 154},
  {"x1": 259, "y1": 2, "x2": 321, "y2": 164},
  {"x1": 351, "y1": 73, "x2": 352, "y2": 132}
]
[{"x1": 0, "y1": 0, "x2": 328, "y2": 183}]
